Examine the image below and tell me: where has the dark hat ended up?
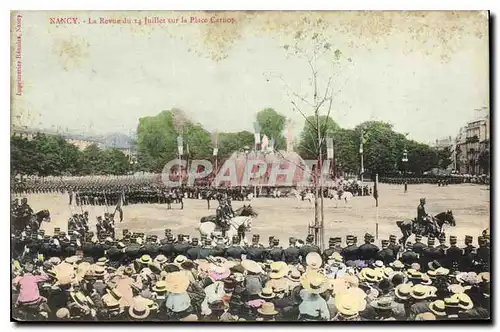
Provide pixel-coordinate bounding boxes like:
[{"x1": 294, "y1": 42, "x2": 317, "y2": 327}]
[
  {"x1": 478, "y1": 236, "x2": 487, "y2": 244},
  {"x1": 353, "y1": 236, "x2": 358, "y2": 243},
  {"x1": 177, "y1": 234, "x2": 184, "y2": 241},
  {"x1": 38, "y1": 229, "x2": 45, "y2": 235},
  {"x1": 364, "y1": 233, "x2": 373, "y2": 240},
  {"x1": 306, "y1": 234, "x2": 314, "y2": 240},
  {"x1": 191, "y1": 238, "x2": 198, "y2": 244},
  {"x1": 164, "y1": 228, "x2": 171, "y2": 234},
  {"x1": 389, "y1": 234, "x2": 397, "y2": 240},
  {"x1": 334, "y1": 237, "x2": 341, "y2": 243},
  {"x1": 449, "y1": 236, "x2": 457, "y2": 243},
  {"x1": 54, "y1": 227, "x2": 61, "y2": 234},
  {"x1": 200, "y1": 234, "x2": 207, "y2": 240},
  {"x1": 122, "y1": 229, "x2": 129, "y2": 235},
  {"x1": 438, "y1": 233, "x2": 446, "y2": 240},
  {"x1": 289, "y1": 237, "x2": 297, "y2": 244},
  {"x1": 415, "y1": 234, "x2": 422, "y2": 241},
  {"x1": 428, "y1": 237, "x2": 435, "y2": 244},
  {"x1": 223, "y1": 278, "x2": 237, "y2": 290},
  {"x1": 329, "y1": 237, "x2": 336, "y2": 243},
  {"x1": 204, "y1": 238, "x2": 212, "y2": 245},
  {"x1": 346, "y1": 235, "x2": 355, "y2": 241},
  {"x1": 269, "y1": 236, "x2": 275, "y2": 241},
  {"x1": 253, "y1": 234, "x2": 260, "y2": 239},
  {"x1": 465, "y1": 235, "x2": 473, "y2": 240},
  {"x1": 232, "y1": 236, "x2": 239, "y2": 244}
]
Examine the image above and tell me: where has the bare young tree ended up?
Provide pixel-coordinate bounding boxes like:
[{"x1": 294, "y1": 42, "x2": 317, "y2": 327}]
[{"x1": 266, "y1": 23, "x2": 353, "y2": 250}]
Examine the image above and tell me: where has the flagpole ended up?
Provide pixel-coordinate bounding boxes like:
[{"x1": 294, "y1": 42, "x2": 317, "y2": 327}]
[{"x1": 375, "y1": 173, "x2": 379, "y2": 240}]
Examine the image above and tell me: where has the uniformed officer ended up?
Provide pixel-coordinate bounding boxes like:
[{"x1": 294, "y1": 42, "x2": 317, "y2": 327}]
[
  {"x1": 246, "y1": 234, "x2": 265, "y2": 262},
  {"x1": 412, "y1": 234, "x2": 427, "y2": 257},
  {"x1": 436, "y1": 234, "x2": 448, "y2": 266},
  {"x1": 198, "y1": 238, "x2": 216, "y2": 259},
  {"x1": 461, "y1": 235, "x2": 476, "y2": 272},
  {"x1": 342, "y1": 235, "x2": 359, "y2": 262},
  {"x1": 267, "y1": 238, "x2": 283, "y2": 261},
  {"x1": 400, "y1": 242, "x2": 419, "y2": 267},
  {"x1": 475, "y1": 236, "x2": 490, "y2": 272},
  {"x1": 322, "y1": 237, "x2": 337, "y2": 262},
  {"x1": 357, "y1": 233, "x2": 379, "y2": 263},
  {"x1": 376, "y1": 240, "x2": 394, "y2": 266},
  {"x1": 283, "y1": 237, "x2": 300, "y2": 264},
  {"x1": 186, "y1": 237, "x2": 201, "y2": 260},
  {"x1": 445, "y1": 236, "x2": 462, "y2": 273},
  {"x1": 225, "y1": 235, "x2": 246, "y2": 260},
  {"x1": 388, "y1": 235, "x2": 401, "y2": 261},
  {"x1": 299, "y1": 234, "x2": 321, "y2": 261}
]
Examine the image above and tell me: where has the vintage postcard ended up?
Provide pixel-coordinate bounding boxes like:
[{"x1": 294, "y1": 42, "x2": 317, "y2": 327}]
[{"x1": 11, "y1": 11, "x2": 490, "y2": 322}]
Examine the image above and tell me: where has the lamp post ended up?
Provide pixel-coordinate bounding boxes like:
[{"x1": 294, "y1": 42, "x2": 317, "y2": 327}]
[
  {"x1": 177, "y1": 135, "x2": 183, "y2": 188},
  {"x1": 402, "y1": 149, "x2": 408, "y2": 193}
]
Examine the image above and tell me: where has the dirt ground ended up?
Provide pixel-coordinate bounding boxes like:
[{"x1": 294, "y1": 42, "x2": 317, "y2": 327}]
[{"x1": 24, "y1": 183, "x2": 490, "y2": 245}]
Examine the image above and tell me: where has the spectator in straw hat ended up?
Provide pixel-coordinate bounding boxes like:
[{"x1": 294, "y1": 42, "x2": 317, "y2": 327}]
[
  {"x1": 298, "y1": 271, "x2": 330, "y2": 321},
  {"x1": 256, "y1": 301, "x2": 279, "y2": 321},
  {"x1": 408, "y1": 284, "x2": 432, "y2": 319},
  {"x1": 266, "y1": 262, "x2": 289, "y2": 290}
]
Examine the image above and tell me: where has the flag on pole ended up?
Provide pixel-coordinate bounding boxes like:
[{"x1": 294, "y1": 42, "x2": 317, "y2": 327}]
[
  {"x1": 270, "y1": 137, "x2": 275, "y2": 151},
  {"x1": 253, "y1": 122, "x2": 261, "y2": 145},
  {"x1": 213, "y1": 147, "x2": 218, "y2": 156},
  {"x1": 326, "y1": 137, "x2": 334, "y2": 160},
  {"x1": 373, "y1": 174, "x2": 379, "y2": 207},
  {"x1": 186, "y1": 143, "x2": 190, "y2": 155},
  {"x1": 114, "y1": 191, "x2": 124, "y2": 222}
]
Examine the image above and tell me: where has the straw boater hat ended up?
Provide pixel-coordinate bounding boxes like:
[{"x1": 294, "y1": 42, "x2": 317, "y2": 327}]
[
  {"x1": 93, "y1": 265, "x2": 106, "y2": 277},
  {"x1": 96, "y1": 257, "x2": 108, "y2": 266},
  {"x1": 287, "y1": 268, "x2": 302, "y2": 282},
  {"x1": 390, "y1": 260, "x2": 404, "y2": 270},
  {"x1": 427, "y1": 267, "x2": 450, "y2": 277},
  {"x1": 371, "y1": 297, "x2": 393, "y2": 311},
  {"x1": 415, "y1": 312, "x2": 437, "y2": 320},
  {"x1": 137, "y1": 255, "x2": 152, "y2": 265},
  {"x1": 269, "y1": 262, "x2": 289, "y2": 279},
  {"x1": 70, "y1": 291, "x2": 91, "y2": 311},
  {"x1": 452, "y1": 293, "x2": 474, "y2": 310},
  {"x1": 428, "y1": 300, "x2": 447, "y2": 316},
  {"x1": 395, "y1": 283, "x2": 412, "y2": 300},
  {"x1": 210, "y1": 265, "x2": 231, "y2": 281},
  {"x1": 448, "y1": 284, "x2": 466, "y2": 295},
  {"x1": 102, "y1": 293, "x2": 121, "y2": 311},
  {"x1": 410, "y1": 284, "x2": 430, "y2": 300},
  {"x1": 128, "y1": 301, "x2": 151, "y2": 320},
  {"x1": 64, "y1": 256, "x2": 79, "y2": 265},
  {"x1": 300, "y1": 271, "x2": 329, "y2": 295},
  {"x1": 259, "y1": 287, "x2": 276, "y2": 299},
  {"x1": 241, "y1": 259, "x2": 263, "y2": 274},
  {"x1": 373, "y1": 260, "x2": 384, "y2": 268},
  {"x1": 306, "y1": 252, "x2": 323, "y2": 270},
  {"x1": 55, "y1": 308, "x2": 71, "y2": 319},
  {"x1": 335, "y1": 292, "x2": 365, "y2": 317},
  {"x1": 174, "y1": 255, "x2": 188, "y2": 266},
  {"x1": 383, "y1": 267, "x2": 394, "y2": 279},
  {"x1": 359, "y1": 268, "x2": 383, "y2": 283},
  {"x1": 164, "y1": 271, "x2": 190, "y2": 294},
  {"x1": 328, "y1": 252, "x2": 343, "y2": 263},
  {"x1": 152, "y1": 280, "x2": 168, "y2": 293},
  {"x1": 257, "y1": 302, "x2": 278, "y2": 316},
  {"x1": 154, "y1": 255, "x2": 167, "y2": 265}
]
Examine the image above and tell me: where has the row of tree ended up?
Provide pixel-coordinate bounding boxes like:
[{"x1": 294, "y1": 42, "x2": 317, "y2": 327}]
[
  {"x1": 11, "y1": 109, "x2": 453, "y2": 177},
  {"x1": 11, "y1": 134, "x2": 130, "y2": 177}
]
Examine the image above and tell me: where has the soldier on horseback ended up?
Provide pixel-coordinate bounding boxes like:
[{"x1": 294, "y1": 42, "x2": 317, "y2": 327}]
[
  {"x1": 216, "y1": 196, "x2": 234, "y2": 237},
  {"x1": 417, "y1": 198, "x2": 436, "y2": 235}
]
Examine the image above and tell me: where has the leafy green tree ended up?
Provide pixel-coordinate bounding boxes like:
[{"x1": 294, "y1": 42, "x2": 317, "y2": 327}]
[
  {"x1": 256, "y1": 108, "x2": 287, "y2": 150},
  {"x1": 298, "y1": 115, "x2": 340, "y2": 159},
  {"x1": 437, "y1": 147, "x2": 453, "y2": 170},
  {"x1": 102, "y1": 148, "x2": 130, "y2": 175},
  {"x1": 217, "y1": 131, "x2": 255, "y2": 158},
  {"x1": 81, "y1": 144, "x2": 105, "y2": 175}
]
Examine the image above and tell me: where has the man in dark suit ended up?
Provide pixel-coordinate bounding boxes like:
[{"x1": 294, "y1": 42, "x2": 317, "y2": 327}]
[
  {"x1": 299, "y1": 234, "x2": 320, "y2": 261},
  {"x1": 388, "y1": 235, "x2": 401, "y2": 261}
]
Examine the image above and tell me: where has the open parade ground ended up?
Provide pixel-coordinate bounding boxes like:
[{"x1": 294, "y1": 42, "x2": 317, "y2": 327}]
[{"x1": 28, "y1": 183, "x2": 490, "y2": 244}]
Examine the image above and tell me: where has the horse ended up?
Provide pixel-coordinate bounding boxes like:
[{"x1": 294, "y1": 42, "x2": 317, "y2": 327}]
[
  {"x1": 328, "y1": 190, "x2": 353, "y2": 207},
  {"x1": 198, "y1": 204, "x2": 258, "y2": 241},
  {"x1": 13, "y1": 210, "x2": 50, "y2": 233},
  {"x1": 396, "y1": 210, "x2": 456, "y2": 245},
  {"x1": 292, "y1": 189, "x2": 314, "y2": 208}
]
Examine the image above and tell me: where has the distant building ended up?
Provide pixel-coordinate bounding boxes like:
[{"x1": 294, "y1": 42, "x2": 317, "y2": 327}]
[
  {"x1": 453, "y1": 107, "x2": 490, "y2": 175},
  {"x1": 432, "y1": 136, "x2": 453, "y2": 150}
]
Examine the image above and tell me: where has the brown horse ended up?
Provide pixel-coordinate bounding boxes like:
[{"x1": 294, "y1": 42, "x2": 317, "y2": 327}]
[{"x1": 396, "y1": 210, "x2": 456, "y2": 245}]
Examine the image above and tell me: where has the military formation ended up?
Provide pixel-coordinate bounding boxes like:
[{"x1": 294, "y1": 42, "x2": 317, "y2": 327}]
[{"x1": 380, "y1": 175, "x2": 489, "y2": 185}]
